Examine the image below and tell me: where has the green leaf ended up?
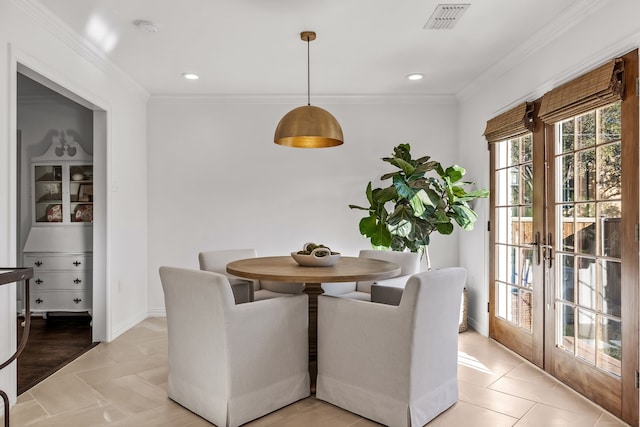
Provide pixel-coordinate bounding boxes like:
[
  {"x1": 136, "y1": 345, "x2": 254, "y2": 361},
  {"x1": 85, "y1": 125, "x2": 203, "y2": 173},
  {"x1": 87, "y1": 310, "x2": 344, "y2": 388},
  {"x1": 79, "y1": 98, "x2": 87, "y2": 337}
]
[
  {"x1": 434, "y1": 209, "x2": 450, "y2": 223},
  {"x1": 393, "y1": 144, "x2": 412, "y2": 161},
  {"x1": 423, "y1": 188, "x2": 440, "y2": 207},
  {"x1": 451, "y1": 205, "x2": 478, "y2": 229},
  {"x1": 365, "y1": 182, "x2": 374, "y2": 205},
  {"x1": 348, "y1": 204, "x2": 370, "y2": 211},
  {"x1": 380, "y1": 172, "x2": 400, "y2": 181},
  {"x1": 387, "y1": 203, "x2": 414, "y2": 226},
  {"x1": 410, "y1": 220, "x2": 431, "y2": 246},
  {"x1": 407, "y1": 178, "x2": 431, "y2": 189},
  {"x1": 436, "y1": 222, "x2": 454, "y2": 235},
  {"x1": 359, "y1": 215, "x2": 378, "y2": 237},
  {"x1": 466, "y1": 189, "x2": 490, "y2": 199},
  {"x1": 393, "y1": 158, "x2": 416, "y2": 176},
  {"x1": 390, "y1": 235, "x2": 408, "y2": 252},
  {"x1": 409, "y1": 192, "x2": 426, "y2": 216},
  {"x1": 359, "y1": 215, "x2": 393, "y2": 247},
  {"x1": 393, "y1": 175, "x2": 417, "y2": 200},
  {"x1": 407, "y1": 171, "x2": 427, "y2": 182},
  {"x1": 390, "y1": 219, "x2": 412, "y2": 238},
  {"x1": 415, "y1": 160, "x2": 440, "y2": 174},
  {"x1": 371, "y1": 224, "x2": 393, "y2": 247},
  {"x1": 416, "y1": 189, "x2": 435, "y2": 208},
  {"x1": 375, "y1": 186, "x2": 398, "y2": 204},
  {"x1": 445, "y1": 165, "x2": 465, "y2": 183},
  {"x1": 428, "y1": 177, "x2": 444, "y2": 193},
  {"x1": 451, "y1": 186, "x2": 467, "y2": 198}
]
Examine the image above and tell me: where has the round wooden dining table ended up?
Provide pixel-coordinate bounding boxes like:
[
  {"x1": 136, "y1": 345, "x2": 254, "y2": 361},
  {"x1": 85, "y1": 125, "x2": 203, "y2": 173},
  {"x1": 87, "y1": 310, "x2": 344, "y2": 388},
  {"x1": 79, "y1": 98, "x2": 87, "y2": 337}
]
[{"x1": 226, "y1": 255, "x2": 401, "y2": 392}]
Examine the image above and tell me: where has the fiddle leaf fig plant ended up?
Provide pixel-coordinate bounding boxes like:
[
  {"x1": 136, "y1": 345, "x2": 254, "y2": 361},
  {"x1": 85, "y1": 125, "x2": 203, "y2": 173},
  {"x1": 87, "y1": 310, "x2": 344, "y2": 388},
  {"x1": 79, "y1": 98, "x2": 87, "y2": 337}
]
[{"x1": 349, "y1": 143, "x2": 489, "y2": 269}]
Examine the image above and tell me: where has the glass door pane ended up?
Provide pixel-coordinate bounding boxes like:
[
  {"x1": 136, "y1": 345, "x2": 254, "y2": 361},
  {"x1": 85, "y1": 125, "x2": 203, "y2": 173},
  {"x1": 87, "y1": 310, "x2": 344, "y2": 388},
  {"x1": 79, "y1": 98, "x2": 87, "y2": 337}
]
[
  {"x1": 494, "y1": 135, "x2": 534, "y2": 333},
  {"x1": 553, "y1": 103, "x2": 622, "y2": 377},
  {"x1": 34, "y1": 165, "x2": 63, "y2": 223},
  {"x1": 490, "y1": 127, "x2": 544, "y2": 367}
]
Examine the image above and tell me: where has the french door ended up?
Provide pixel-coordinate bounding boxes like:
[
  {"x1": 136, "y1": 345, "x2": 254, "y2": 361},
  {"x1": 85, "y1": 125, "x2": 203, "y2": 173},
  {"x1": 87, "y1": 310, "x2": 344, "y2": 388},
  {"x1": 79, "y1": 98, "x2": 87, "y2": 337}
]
[
  {"x1": 489, "y1": 51, "x2": 638, "y2": 424},
  {"x1": 489, "y1": 117, "x2": 545, "y2": 368}
]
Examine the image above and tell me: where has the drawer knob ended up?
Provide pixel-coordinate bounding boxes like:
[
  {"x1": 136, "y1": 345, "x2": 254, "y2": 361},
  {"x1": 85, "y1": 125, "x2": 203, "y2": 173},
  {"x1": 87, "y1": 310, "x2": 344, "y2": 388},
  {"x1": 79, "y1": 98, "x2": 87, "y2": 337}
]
[
  {"x1": 73, "y1": 261, "x2": 82, "y2": 267},
  {"x1": 35, "y1": 298, "x2": 43, "y2": 304},
  {"x1": 34, "y1": 261, "x2": 42, "y2": 267},
  {"x1": 35, "y1": 279, "x2": 43, "y2": 285},
  {"x1": 73, "y1": 278, "x2": 82, "y2": 284},
  {"x1": 73, "y1": 298, "x2": 82, "y2": 304}
]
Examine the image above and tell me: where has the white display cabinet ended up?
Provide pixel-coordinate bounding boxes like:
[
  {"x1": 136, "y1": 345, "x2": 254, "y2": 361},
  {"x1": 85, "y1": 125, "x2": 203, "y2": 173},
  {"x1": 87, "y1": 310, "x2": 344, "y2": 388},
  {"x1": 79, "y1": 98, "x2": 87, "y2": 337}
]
[{"x1": 23, "y1": 139, "x2": 93, "y2": 317}]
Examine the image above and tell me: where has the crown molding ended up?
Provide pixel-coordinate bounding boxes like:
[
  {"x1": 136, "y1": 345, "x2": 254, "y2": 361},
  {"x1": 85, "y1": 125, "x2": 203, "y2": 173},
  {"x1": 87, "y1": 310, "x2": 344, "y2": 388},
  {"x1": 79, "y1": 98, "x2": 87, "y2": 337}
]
[
  {"x1": 456, "y1": 0, "x2": 610, "y2": 102},
  {"x1": 149, "y1": 93, "x2": 457, "y2": 106},
  {"x1": 10, "y1": 0, "x2": 149, "y2": 100},
  {"x1": 10, "y1": 0, "x2": 106, "y2": 68},
  {"x1": 469, "y1": 29, "x2": 640, "y2": 120}
]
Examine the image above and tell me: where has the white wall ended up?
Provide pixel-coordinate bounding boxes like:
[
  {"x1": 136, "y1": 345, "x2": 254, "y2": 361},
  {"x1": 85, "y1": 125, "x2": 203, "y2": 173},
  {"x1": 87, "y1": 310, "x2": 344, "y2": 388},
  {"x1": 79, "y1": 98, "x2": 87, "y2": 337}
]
[
  {"x1": 146, "y1": 97, "x2": 459, "y2": 313},
  {"x1": 0, "y1": 0, "x2": 149, "y2": 408},
  {"x1": 456, "y1": 0, "x2": 640, "y2": 335}
]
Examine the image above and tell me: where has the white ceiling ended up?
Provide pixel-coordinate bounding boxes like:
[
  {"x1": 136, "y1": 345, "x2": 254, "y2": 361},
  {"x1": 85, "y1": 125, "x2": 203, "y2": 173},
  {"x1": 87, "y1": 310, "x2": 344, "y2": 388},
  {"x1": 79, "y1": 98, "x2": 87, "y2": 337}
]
[{"x1": 35, "y1": 0, "x2": 594, "y2": 97}]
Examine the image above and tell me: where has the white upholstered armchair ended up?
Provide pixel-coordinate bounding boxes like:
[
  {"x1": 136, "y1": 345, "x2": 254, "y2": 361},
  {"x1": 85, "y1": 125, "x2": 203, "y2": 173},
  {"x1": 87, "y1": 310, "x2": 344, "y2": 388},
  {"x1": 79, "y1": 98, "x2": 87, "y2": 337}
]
[
  {"x1": 198, "y1": 248, "x2": 304, "y2": 302},
  {"x1": 159, "y1": 267, "x2": 310, "y2": 427},
  {"x1": 316, "y1": 267, "x2": 467, "y2": 427},
  {"x1": 321, "y1": 249, "x2": 421, "y2": 300}
]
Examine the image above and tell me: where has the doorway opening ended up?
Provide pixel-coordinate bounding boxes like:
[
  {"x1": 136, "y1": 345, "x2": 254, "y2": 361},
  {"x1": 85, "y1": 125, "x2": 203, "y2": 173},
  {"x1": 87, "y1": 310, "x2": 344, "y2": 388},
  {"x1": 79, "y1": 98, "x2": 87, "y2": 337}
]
[{"x1": 15, "y1": 65, "x2": 107, "y2": 392}]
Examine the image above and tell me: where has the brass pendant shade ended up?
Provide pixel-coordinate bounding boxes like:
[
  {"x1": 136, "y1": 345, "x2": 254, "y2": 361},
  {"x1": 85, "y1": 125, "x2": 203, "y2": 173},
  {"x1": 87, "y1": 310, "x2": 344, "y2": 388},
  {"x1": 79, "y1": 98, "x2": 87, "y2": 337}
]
[
  {"x1": 274, "y1": 105, "x2": 343, "y2": 148},
  {"x1": 274, "y1": 31, "x2": 344, "y2": 148}
]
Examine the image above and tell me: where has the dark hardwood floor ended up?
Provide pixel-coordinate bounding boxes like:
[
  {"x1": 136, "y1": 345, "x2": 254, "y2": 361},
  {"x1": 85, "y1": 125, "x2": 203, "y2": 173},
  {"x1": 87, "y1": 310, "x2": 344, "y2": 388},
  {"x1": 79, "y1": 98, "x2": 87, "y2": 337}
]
[{"x1": 16, "y1": 314, "x2": 96, "y2": 395}]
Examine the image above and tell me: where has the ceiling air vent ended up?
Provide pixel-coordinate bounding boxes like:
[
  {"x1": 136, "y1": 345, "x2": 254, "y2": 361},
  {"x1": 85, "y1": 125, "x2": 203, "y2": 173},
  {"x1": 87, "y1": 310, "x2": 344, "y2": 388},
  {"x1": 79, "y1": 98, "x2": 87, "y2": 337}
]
[{"x1": 424, "y1": 4, "x2": 470, "y2": 30}]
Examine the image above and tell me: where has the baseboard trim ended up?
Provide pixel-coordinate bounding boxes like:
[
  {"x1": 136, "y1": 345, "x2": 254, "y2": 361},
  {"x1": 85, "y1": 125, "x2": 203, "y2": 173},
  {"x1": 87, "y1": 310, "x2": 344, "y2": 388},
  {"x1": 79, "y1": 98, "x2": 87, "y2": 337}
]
[
  {"x1": 147, "y1": 308, "x2": 166, "y2": 317},
  {"x1": 109, "y1": 311, "x2": 147, "y2": 341}
]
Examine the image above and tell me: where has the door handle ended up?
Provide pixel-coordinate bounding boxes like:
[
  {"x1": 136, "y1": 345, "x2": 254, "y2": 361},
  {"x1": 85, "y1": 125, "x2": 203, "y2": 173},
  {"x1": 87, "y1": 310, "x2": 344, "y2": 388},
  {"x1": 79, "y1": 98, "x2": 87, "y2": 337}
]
[
  {"x1": 522, "y1": 231, "x2": 541, "y2": 265},
  {"x1": 543, "y1": 233, "x2": 554, "y2": 309},
  {"x1": 541, "y1": 232, "x2": 553, "y2": 269}
]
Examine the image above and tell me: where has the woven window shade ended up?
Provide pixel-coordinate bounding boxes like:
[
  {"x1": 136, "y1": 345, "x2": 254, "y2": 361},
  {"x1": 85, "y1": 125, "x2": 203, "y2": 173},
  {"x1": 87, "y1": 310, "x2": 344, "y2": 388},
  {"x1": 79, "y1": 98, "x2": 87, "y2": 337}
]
[
  {"x1": 539, "y1": 58, "x2": 625, "y2": 124},
  {"x1": 483, "y1": 102, "x2": 535, "y2": 143}
]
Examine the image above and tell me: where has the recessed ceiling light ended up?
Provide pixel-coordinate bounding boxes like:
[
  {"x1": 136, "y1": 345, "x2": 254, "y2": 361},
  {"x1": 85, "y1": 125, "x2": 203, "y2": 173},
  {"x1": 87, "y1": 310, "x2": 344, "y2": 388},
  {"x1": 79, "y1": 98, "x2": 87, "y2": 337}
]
[
  {"x1": 406, "y1": 73, "x2": 424, "y2": 81},
  {"x1": 182, "y1": 73, "x2": 199, "y2": 80},
  {"x1": 133, "y1": 19, "x2": 158, "y2": 33}
]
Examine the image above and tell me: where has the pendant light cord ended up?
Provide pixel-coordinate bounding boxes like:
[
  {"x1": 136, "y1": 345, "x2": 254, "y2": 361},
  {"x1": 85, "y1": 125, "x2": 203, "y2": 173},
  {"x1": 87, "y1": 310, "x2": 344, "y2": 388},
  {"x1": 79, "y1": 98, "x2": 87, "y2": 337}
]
[{"x1": 306, "y1": 35, "x2": 310, "y2": 106}]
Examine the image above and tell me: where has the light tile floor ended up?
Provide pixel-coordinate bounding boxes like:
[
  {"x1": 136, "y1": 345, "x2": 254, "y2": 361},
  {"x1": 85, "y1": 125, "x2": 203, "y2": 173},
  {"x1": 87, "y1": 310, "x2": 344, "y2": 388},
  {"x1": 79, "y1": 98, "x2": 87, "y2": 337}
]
[{"x1": 3, "y1": 318, "x2": 630, "y2": 426}]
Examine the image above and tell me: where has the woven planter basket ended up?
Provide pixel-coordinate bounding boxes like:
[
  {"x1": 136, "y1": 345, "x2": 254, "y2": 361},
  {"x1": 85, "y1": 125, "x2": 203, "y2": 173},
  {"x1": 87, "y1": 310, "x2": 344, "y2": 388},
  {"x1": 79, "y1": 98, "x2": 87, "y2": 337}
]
[{"x1": 459, "y1": 287, "x2": 468, "y2": 333}]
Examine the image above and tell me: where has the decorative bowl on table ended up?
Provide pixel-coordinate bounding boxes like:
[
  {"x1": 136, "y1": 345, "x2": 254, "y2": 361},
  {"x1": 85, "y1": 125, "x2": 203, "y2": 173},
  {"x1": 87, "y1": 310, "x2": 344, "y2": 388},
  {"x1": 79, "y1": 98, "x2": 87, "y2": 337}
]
[{"x1": 291, "y1": 242, "x2": 340, "y2": 267}]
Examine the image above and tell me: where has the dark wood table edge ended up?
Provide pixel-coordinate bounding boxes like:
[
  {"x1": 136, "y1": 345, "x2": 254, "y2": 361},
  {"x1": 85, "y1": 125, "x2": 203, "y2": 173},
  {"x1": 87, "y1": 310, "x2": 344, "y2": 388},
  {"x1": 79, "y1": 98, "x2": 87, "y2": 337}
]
[{"x1": 0, "y1": 268, "x2": 34, "y2": 427}]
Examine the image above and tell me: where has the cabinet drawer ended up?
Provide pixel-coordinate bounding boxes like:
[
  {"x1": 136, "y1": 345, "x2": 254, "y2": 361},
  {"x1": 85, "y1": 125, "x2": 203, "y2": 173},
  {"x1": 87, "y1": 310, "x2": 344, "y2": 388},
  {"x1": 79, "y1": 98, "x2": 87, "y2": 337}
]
[
  {"x1": 32, "y1": 271, "x2": 91, "y2": 291},
  {"x1": 30, "y1": 290, "x2": 91, "y2": 311},
  {"x1": 24, "y1": 254, "x2": 92, "y2": 271}
]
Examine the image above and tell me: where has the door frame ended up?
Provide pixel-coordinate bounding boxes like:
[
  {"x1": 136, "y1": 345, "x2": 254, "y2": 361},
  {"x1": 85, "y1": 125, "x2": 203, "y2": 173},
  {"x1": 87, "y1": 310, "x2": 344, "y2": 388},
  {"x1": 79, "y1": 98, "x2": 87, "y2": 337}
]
[
  {"x1": 543, "y1": 50, "x2": 639, "y2": 424},
  {"x1": 10, "y1": 49, "x2": 109, "y2": 343},
  {"x1": 489, "y1": 50, "x2": 638, "y2": 425}
]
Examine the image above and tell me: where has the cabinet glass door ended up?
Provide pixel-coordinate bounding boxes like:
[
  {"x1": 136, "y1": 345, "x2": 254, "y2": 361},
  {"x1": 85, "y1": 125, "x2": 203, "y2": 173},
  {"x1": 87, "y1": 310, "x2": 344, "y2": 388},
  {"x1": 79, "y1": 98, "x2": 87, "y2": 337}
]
[
  {"x1": 69, "y1": 165, "x2": 93, "y2": 223},
  {"x1": 34, "y1": 165, "x2": 63, "y2": 223}
]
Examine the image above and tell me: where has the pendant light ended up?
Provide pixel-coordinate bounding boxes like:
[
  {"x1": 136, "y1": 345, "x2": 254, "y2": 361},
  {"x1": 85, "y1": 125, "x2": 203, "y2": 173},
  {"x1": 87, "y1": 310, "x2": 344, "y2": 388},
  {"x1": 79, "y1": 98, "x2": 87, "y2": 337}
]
[{"x1": 274, "y1": 31, "x2": 344, "y2": 148}]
